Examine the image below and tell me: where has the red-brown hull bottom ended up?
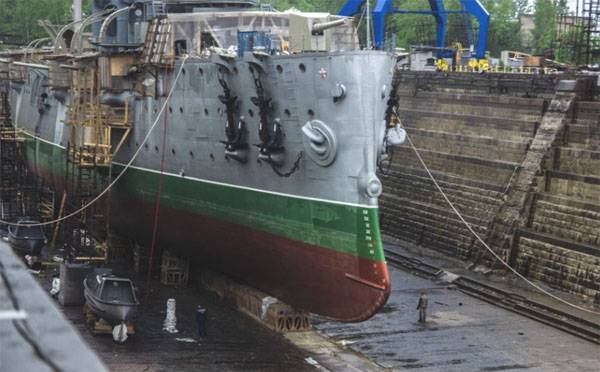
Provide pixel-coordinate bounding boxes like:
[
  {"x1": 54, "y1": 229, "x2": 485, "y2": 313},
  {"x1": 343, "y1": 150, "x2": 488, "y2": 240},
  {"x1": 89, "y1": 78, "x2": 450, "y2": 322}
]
[
  {"x1": 28, "y1": 164, "x2": 390, "y2": 321},
  {"x1": 113, "y1": 197, "x2": 390, "y2": 322}
]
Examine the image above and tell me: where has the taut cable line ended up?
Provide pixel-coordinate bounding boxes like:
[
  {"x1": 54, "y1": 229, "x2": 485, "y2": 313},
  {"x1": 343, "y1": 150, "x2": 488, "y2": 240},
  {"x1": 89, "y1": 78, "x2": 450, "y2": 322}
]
[{"x1": 396, "y1": 108, "x2": 600, "y2": 316}]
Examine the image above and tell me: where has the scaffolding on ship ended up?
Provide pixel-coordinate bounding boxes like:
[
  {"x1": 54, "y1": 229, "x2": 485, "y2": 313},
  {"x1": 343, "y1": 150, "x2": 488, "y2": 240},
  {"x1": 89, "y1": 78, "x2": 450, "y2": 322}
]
[
  {"x1": 0, "y1": 78, "x2": 49, "y2": 223},
  {"x1": 62, "y1": 61, "x2": 132, "y2": 261}
]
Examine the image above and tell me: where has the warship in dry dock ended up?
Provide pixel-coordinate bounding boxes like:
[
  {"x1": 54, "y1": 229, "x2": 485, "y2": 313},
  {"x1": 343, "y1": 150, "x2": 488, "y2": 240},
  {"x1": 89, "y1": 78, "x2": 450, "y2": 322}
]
[{"x1": 0, "y1": 0, "x2": 401, "y2": 321}]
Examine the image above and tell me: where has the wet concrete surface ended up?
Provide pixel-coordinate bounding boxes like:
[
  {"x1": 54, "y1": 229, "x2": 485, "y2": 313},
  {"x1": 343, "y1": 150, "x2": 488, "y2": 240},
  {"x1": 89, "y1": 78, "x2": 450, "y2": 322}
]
[
  {"x1": 314, "y1": 253, "x2": 600, "y2": 371},
  {"x1": 385, "y1": 239, "x2": 600, "y2": 322},
  {"x1": 38, "y1": 267, "x2": 315, "y2": 372},
  {"x1": 30, "y1": 245, "x2": 600, "y2": 372}
]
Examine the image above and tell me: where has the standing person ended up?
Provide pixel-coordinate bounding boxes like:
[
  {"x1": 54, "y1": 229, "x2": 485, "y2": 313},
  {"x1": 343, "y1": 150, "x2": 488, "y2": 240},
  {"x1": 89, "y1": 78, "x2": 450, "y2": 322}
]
[
  {"x1": 417, "y1": 292, "x2": 428, "y2": 323},
  {"x1": 196, "y1": 306, "x2": 207, "y2": 337}
]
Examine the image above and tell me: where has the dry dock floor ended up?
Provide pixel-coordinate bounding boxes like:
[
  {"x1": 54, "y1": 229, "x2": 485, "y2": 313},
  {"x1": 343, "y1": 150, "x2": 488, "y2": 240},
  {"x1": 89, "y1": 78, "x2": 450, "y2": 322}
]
[
  {"x1": 38, "y1": 270, "x2": 315, "y2": 372},
  {"x1": 30, "y1": 245, "x2": 600, "y2": 372},
  {"x1": 315, "y1": 244, "x2": 600, "y2": 372}
]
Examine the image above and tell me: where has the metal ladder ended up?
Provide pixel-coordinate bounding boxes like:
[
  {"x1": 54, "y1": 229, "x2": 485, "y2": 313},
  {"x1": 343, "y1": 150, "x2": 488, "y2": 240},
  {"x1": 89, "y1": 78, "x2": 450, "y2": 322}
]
[
  {"x1": 152, "y1": 0, "x2": 167, "y2": 17},
  {"x1": 142, "y1": 18, "x2": 173, "y2": 66}
]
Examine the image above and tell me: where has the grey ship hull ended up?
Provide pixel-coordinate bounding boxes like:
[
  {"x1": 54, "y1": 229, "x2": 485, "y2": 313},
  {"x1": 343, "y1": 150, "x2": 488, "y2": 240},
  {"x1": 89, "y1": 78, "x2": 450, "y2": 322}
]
[{"x1": 3, "y1": 45, "x2": 396, "y2": 321}]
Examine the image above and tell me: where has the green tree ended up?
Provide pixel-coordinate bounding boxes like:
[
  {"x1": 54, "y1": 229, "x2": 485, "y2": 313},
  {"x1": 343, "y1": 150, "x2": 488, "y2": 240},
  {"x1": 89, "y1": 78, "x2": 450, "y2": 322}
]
[
  {"x1": 0, "y1": 0, "x2": 72, "y2": 43},
  {"x1": 0, "y1": 0, "x2": 557, "y2": 59},
  {"x1": 555, "y1": 25, "x2": 586, "y2": 64},
  {"x1": 531, "y1": 0, "x2": 568, "y2": 54},
  {"x1": 272, "y1": 0, "x2": 526, "y2": 57},
  {"x1": 269, "y1": 0, "x2": 345, "y2": 13},
  {"x1": 480, "y1": 0, "x2": 525, "y2": 57}
]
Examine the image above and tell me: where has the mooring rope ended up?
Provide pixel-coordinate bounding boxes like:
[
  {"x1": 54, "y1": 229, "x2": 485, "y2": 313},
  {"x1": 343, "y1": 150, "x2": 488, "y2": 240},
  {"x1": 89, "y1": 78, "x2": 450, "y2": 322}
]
[
  {"x1": 144, "y1": 64, "x2": 172, "y2": 303},
  {"x1": 0, "y1": 56, "x2": 189, "y2": 228},
  {"x1": 395, "y1": 108, "x2": 600, "y2": 316}
]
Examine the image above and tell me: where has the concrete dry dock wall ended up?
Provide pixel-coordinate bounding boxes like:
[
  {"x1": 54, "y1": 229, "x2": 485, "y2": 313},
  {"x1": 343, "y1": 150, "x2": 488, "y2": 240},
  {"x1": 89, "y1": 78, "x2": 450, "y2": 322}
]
[
  {"x1": 0, "y1": 242, "x2": 107, "y2": 371},
  {"x1": 382, "y1": 71, "x2": 600, "y2": 304}
]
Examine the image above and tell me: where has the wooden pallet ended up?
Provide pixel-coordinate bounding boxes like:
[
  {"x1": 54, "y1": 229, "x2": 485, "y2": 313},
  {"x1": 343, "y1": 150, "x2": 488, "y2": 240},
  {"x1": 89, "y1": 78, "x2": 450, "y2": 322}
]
[{"x1": 83, "y1": 304, "x2": 135, "y2": 335}]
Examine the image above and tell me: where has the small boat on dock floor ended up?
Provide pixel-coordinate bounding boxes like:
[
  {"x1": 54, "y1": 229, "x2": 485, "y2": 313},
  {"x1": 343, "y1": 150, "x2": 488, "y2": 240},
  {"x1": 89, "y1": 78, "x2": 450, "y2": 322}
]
[
  {"x1": 83, "y1": 269, "x2": 139, "y2": 324},
  {"x1": 7, "y1": 218, "x2": 46, "y2": 256}
]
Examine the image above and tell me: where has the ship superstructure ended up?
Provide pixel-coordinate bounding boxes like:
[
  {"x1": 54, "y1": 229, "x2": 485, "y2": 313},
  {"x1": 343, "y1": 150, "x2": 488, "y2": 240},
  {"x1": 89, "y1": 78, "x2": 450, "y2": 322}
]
[{"x1": 0, "y1": 0, "x2": 399, "y2": 321}]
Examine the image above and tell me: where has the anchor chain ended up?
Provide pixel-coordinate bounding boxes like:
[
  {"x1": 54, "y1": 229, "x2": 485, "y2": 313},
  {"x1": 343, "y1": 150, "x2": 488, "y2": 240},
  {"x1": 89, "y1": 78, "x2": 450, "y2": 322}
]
[
  {"x1": 217, "y1": 68, "x2": 246, "y2": 151},
  {"x1": 249, "y1": 67, "x2": 284, "y2": 156},
  {"x1": 271, "y1": 151, "x2": 304, "y2": 178}
]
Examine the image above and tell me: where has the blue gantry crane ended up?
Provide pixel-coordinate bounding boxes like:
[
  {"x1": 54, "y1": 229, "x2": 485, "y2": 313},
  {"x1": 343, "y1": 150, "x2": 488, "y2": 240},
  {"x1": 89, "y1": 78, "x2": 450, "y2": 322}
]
[{"x1": 338, "y1": 0, "x2": 490, "y2": 59}]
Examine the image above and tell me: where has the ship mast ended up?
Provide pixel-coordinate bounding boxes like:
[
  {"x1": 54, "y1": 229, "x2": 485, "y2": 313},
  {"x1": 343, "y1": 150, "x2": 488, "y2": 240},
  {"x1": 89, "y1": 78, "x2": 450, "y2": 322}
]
[
  {"x1": 73, "y1": 0, "x2": 83, "y2": 23},
  {"x1": 366, "y1": 0, "x2": 372, "y2": 50}
]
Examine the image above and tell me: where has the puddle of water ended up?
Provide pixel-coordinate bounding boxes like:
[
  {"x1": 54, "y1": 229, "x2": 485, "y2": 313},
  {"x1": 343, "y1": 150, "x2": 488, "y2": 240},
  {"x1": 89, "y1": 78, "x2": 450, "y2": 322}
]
[
  {"x1": 378, "y1": 304, "x2": 398, "y2": 314},
  {"x1": 430, "y1": 310, "x2": 477, "y2": 327},
  {"x1": 480, "y1": 364, "x2": 535, "y2": 371},
  {"x1": 402, "y1": 358, "x2": 466, "y2": 369}
]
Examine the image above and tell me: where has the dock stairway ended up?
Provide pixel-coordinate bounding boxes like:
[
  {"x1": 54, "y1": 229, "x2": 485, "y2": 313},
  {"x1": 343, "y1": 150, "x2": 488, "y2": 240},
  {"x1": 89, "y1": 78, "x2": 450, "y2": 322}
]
[{"x1": 142, "y1": 17, "x2": 173, "y2": 66}]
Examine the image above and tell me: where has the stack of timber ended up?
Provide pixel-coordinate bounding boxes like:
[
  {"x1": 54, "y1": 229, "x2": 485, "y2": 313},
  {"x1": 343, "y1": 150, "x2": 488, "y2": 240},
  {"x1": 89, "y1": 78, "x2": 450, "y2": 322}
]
[{"x1": 198, "y1": 269, "x2": 311, "y2": 333}]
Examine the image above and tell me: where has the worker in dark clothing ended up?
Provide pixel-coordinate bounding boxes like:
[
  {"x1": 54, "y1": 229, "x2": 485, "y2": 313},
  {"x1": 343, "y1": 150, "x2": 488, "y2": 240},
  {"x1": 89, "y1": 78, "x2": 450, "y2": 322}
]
[
  {"x1": 196, "y1": 306, "x2": 207, "y2": 337},
  {"x1": 417, "y1": 292, "x2": 428, "y2": 323}
]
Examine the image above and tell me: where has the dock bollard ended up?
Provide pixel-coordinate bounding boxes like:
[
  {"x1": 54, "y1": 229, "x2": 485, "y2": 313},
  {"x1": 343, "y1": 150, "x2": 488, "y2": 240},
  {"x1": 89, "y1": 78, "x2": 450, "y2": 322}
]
[
  {"x1": 195, "y1": 306, "x2": 207, "y2": 337},
  {"x1": 163, "y1": 298, "x2": 179, "y2": 333},
  {"x1": 58, "y1": 262, "x2": 91, "y2": 306}
]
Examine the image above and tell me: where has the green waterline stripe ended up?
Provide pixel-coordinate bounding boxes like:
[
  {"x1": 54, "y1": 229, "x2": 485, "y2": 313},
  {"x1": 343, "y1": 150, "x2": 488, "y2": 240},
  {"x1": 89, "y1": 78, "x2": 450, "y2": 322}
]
[
  {"x1": 117, "y1": 165, "x2": 385, "y2": 262},
  {"x1": 113, "y1": 162, "x2": 377, "y2": 210},
  {"x1": 23, "y1": 130, "x2": 386, "y2": 262},
  {"x1": 21, "y1": 130, "x2": 377, "y2": 209}
]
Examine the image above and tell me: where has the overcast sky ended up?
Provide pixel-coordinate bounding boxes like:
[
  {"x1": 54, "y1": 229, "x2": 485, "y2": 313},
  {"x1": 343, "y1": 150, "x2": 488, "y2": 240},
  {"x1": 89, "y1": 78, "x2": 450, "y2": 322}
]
[
  {"x1": 529, "y1": 0, "x2": 586, "y2": 15},
  {"x1": 527, "y1": 1, "x2": 585, "y2": 14},
  {"x1": 566, "y1": 0, "x2": 583, "y2": 14}
]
